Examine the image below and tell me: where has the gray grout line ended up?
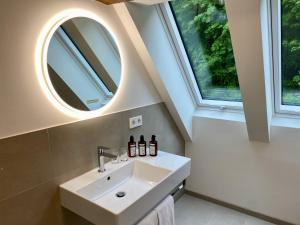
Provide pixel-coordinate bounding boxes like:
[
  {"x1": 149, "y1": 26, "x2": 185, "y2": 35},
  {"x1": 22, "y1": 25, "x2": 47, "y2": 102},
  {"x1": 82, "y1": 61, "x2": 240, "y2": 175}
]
[{"x1": 0, "y1": 179, "x2": 52, "y2": 204}]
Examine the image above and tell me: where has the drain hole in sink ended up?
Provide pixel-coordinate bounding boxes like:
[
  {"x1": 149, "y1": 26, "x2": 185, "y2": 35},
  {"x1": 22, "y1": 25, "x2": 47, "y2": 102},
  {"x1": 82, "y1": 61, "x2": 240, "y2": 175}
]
[{"x1": 116, "y1": 191, "x2": 126, "y2": 198}]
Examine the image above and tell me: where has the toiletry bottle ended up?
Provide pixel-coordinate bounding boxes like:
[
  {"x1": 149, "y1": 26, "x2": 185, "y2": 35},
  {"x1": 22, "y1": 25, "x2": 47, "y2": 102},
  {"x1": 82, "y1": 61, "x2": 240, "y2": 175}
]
[
  {"x1": 128, "y1": 136, "x2": 136, "y2": 157},
  {"x1": 138, "y1": 135, "x2": 147, "y2": 157},
  {"x1": 149, "y1": 135, "x2": 158, "y2": 156}
]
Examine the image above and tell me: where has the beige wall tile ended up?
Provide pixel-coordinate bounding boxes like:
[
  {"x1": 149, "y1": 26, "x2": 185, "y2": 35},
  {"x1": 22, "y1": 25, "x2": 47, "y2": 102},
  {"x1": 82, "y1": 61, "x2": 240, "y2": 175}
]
[
  {"x1": 0, "y1": 130, "x2": 51, "y2": 201},
  {"x1": 0, "y1": 103, "x2": 184, "y2": 224},
  {"x1": 0, "y1": 181, "x2": 62, "y2": 225},
  {"x1": 121, "y1": 103, "x2": 184, "y2": 155},
  {"x1": 48, "y1": 112, "x2": 123, "y2": 179}
]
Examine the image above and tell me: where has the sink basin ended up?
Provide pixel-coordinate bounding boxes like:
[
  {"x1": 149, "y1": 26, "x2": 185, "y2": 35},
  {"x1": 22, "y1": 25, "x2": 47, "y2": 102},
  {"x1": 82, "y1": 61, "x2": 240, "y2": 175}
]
[
  {"x1": 77, "y1": 160, "x2": 172, "y2": 214},
  {"x1": 60, "y1": 151, "x2": 190, "y2": 225}
]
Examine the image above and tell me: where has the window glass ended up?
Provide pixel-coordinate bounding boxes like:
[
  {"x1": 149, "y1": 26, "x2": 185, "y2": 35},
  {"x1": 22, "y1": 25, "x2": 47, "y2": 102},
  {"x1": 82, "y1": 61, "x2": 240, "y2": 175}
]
[
  {"x1": 170, "y1": 0, "x2": 241, "y2": 101},
  {"x1": 281, "y1": 0, "x2": 300, "y2": 105}
]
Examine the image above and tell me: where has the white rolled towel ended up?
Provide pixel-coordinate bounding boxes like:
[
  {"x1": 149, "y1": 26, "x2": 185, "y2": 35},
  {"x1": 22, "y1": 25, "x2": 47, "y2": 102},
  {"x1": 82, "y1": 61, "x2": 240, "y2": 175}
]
[
  {"x1": 137, "y1": 195, "x2": 175, "y2": 225},
  {"x1": 155, "y1": 196, "x2": 175, "y2": 225},
  {"x1": 137, "y1": 209, "x2": 159, "y2": 225}
]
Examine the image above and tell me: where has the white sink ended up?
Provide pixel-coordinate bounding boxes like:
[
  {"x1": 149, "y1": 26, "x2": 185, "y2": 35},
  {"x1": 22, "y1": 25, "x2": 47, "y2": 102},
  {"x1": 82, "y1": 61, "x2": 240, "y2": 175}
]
[
  {"x1": 77, "y1": 160, "x2": 172, "y2": 214},
  {"x1": 60, "y1": 151, "x2": 190, "y2": 225}
]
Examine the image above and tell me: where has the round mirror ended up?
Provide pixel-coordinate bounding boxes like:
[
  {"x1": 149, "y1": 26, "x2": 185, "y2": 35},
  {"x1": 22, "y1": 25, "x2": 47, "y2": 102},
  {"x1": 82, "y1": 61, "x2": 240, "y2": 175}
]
[{"x1": 46, "y1": 17, "x2": 121, "y2": 112}]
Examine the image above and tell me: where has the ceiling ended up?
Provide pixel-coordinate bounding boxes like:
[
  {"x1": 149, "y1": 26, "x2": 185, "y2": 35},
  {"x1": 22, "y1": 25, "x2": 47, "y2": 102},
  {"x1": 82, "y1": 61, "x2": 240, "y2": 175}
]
[
  {"x1": 96, "y1": 0, "x2": 169, "y2": 5},
  {"x1": 96, "y1": 0, "x2": 130, "y2": 4}
]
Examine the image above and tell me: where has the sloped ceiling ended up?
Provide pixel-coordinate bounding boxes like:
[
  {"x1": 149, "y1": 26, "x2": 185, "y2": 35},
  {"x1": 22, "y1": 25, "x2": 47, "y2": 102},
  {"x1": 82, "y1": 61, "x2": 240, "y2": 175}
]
[
  {"x1": 96, "y1": 0, "x2": 169, "y2": 5},
  {"x1": 96, "y1": 0, "x2": 130, "y2": 5}
]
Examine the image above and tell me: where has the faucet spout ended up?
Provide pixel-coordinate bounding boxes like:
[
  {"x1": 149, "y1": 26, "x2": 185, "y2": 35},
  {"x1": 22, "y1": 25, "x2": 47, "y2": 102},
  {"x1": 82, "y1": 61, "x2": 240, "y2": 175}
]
[{"x1": 97, "y1": 146, "x2": 118, "y2": 173}]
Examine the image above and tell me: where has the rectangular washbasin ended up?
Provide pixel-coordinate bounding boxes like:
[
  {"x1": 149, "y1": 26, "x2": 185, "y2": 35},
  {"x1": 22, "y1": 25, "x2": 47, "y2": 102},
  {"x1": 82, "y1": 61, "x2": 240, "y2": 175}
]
[
  {"x1": 77, "y1": 160, "x2": 172, "y2": 214},
  {"x1": 60, "y1": 151, "x2": 191, "y2": 225}
]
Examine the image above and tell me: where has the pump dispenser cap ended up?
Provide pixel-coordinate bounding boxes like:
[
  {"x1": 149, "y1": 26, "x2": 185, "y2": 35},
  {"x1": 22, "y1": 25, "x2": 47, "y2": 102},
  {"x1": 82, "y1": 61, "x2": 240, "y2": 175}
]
[
  {"x1": 130, "y1": 136, "x2": 134, "y2": 142},
  {"x1": 140, "y1": 135, "x2": 144, "y2": 141},
  {"x1": 151, "y1": 135, "x2": 156, "y2": 141}
]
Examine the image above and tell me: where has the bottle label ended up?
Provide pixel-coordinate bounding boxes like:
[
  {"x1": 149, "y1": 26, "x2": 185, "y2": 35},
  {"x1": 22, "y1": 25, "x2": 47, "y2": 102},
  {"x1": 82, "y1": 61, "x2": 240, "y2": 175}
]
[
  {"x1": 139, "y1": 144, "x2": 146, "y2": 155},
  {"x1": 150, "y1": 144, "x2": 156, "y2": 155},
  {"x1": 130, "y1": 145, "x2": 136, "y2": 156}
]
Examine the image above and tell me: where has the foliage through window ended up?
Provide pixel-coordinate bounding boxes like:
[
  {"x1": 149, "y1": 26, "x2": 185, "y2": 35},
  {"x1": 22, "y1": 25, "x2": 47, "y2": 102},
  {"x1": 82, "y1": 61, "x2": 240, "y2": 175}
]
[
  {"x1": 281, "y1": 0, "x2": 300, "y2": 106},
  {"x1": 170, "y1": 0, "x2": 241, "y2": 102}
]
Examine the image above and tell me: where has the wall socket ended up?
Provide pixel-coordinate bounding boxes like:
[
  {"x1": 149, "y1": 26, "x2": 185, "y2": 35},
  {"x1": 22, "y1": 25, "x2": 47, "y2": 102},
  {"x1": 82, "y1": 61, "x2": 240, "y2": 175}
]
[{"x1": 129, "y1": 115, "x2": 143, "y2": 129}]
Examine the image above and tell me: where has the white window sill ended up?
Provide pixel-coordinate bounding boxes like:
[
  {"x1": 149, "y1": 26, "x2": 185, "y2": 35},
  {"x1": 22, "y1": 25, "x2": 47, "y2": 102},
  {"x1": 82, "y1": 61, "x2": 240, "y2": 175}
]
[
  {"x1": 271, "y1": 114, "x2": 300, "y2": 129},
  {"x1": 194, "y1": 107, "x2": 245, "y2": 123},
  {"x1": 194, "y1": 109, "x2": 300, "y2": 130}
]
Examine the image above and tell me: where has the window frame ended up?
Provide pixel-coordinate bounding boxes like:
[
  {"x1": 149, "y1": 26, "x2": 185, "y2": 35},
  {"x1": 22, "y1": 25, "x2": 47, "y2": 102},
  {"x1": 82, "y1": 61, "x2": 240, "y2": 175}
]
[
  {"x1": 157, "y1": 2, "x2": 243, "y2": 111},
  {"x1": 48, "y1": 27, "x2": 113, "y2": 109},
  {"x1": 272, "y1": 0, "x2": 300, "y2": 116}
]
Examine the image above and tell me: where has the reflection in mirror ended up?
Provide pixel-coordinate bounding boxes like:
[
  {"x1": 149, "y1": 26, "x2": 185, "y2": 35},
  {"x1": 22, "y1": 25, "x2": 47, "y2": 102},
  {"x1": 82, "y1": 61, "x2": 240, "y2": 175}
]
[{"x1": 47, "y1": 17, "x2": 121, "y2": 111}]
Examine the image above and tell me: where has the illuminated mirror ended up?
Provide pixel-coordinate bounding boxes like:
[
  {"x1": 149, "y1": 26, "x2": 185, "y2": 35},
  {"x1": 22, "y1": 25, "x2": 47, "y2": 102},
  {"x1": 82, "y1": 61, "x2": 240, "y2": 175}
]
[{"x1": 47, "y1": 17, "x2": 121, "y2": 111}]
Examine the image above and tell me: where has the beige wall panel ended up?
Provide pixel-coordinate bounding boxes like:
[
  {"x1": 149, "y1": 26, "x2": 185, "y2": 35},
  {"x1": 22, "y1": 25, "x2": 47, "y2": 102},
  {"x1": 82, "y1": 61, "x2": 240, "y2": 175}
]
[{"x1": 0, "y1": 0, "x2": 161, "y2": 139}]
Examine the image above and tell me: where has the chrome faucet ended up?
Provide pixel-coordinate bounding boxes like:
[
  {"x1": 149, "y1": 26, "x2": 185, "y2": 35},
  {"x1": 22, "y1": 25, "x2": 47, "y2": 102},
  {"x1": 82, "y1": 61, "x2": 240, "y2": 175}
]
[{"x1": 97, "y1": 146, "x2": 118, "y2": 173}]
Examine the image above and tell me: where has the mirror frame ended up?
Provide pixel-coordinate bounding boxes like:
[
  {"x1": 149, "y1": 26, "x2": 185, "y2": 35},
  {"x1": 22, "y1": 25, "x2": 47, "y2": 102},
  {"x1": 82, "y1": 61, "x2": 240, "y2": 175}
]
[{"x1": 35, "y1": 9, "x2": 124, "y2": 119}]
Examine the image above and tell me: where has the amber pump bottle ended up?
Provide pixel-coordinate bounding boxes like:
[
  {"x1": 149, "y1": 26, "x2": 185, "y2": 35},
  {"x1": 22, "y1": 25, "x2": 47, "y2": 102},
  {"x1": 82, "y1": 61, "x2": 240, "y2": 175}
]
[
  {"x1": 128, "y1": 136, "x2": 136, "y2": 157},
  {"x1": 138, "y1": 135, "x2": 147, "y2": 157},
  {"x1": 149, "y1": 135, "x2": 158, "y2": 156}
]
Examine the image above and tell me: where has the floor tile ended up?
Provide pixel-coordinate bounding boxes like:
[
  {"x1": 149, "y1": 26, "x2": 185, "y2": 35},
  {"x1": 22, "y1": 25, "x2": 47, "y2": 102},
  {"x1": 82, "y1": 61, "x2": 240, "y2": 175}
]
[
  {"x1": 175, "y1": 195, "x2": 275, "y2": 225},
  {"x1": 175, "y1": 195, "x2": 215, "y2": 225},
  {"x1": 245, "y1": 216, "x2": 275, "y2": 225},
  {"x1": 207, "y1": 205, "x2": 245, "y2": 225}
]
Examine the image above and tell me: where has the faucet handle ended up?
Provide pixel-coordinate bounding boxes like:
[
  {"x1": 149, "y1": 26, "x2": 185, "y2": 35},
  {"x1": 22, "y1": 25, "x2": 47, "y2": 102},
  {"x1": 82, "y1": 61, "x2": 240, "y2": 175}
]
[{"x1": 97, "y1": 146, "x2": 110, "y2": 154}]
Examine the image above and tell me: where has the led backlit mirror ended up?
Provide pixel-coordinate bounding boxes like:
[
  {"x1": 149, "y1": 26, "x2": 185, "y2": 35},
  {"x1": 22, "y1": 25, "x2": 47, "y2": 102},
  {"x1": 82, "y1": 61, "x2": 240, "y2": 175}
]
[{"x1": 47, "y1": 17, "x2": 121, "y2": 111}]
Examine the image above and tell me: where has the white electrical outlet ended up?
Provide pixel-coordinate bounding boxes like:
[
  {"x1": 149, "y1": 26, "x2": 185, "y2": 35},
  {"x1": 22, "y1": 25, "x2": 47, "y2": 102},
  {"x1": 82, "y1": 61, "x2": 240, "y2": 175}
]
[{"x1": 129, "y1": 115, "x2": 143, "y2": 129}]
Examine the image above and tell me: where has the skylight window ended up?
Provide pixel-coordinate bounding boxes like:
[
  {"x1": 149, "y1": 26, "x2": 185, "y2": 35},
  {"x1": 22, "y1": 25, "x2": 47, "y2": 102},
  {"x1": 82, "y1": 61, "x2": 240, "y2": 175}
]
[
  {"x1": 272, "y1": 0, "x2": 300, "y2": 114},
  {"x1": 281, "y1": 0, "x2": 300, "y2": 106},
  {"x1": 169, "y1": 0, "x2": 241, "y2": 102}
]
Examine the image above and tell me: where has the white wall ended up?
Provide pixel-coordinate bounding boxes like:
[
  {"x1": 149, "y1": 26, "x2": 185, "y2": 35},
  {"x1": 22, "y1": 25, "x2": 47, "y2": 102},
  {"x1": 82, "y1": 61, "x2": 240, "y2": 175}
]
[
  {"x1": 124, "y1": 3, "x2": 196, "y2": 140},
  {"x1": 0, "y1": 0, "x2": 161, "y2": 139},
  {"x1": 186, "y1": 117, "x2": 300, "y2": 224},
  {"x1": 225, "y1": 0, "x2": 271, "y2": 142}
]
